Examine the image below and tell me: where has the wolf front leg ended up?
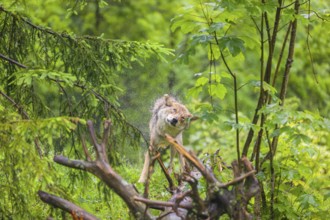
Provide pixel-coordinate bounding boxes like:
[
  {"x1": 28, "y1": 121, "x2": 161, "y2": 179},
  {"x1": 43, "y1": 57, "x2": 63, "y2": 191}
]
[
  {"x1": 169, "y1": 133, "x2": 186, "y2": 173},
  {"x1": 142, "y1": 146, "x2": 161, "y2": 198},
  {"x1": 138, "y1": 151, "x2": 150, "y2": 183}
]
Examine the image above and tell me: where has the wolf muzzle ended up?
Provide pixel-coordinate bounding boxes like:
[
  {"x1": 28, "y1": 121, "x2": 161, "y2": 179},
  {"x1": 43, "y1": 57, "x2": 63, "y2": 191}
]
[{"x1": 169, "y1": 118, "x2": 178, "y2": 126}]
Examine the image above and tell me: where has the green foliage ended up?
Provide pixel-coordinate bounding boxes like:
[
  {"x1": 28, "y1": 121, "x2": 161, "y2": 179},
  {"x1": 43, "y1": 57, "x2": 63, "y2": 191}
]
[
  {"x1": 0, "y1": 102, "x2": 85, "y2": 218},
  {"x1": 257, "y1": 106, "x2": 330, "y2": 217},
  {"x1": 0, "y1": 0, "x2": 173, "y2": 218},
  {"x1": 173, "y1": 0, "x2": 330, "y2": 219}
]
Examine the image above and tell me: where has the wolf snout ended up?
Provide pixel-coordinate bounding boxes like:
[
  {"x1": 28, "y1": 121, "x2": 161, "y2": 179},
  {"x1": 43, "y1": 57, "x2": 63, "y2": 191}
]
[{"x1": 169, "y1": 118, "x2": 178, "y2": 126}]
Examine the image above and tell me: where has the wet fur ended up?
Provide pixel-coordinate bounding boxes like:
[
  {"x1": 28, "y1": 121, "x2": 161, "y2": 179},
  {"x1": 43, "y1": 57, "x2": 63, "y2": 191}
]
[{"x1": 138, "y1": 94, "x2": 193, "y2": 183}]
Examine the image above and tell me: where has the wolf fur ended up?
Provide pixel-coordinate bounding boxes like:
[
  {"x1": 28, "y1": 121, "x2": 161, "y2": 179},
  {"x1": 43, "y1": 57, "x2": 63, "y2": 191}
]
[{"x1": 138, "y1": 94, "x2": 193, "y2": 183}]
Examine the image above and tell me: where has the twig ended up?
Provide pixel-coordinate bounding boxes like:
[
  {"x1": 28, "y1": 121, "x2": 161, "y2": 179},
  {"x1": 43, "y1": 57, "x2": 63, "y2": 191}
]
[
  {"x1": 279, "y1": 1, "x2": 299, "y2": 106},
  {"x1": 0, "y1": 90, "x2": 43, "y2": 158},
  {"x1": 280, "y1": 1, "x2": 297, "y2": 9},
  {"x1": 81, "y1": 136, "x2": 92, "y2": 161},
  {"x1": 156, "y1": 157, "x2": 175, "y2": 191},
  {"x1": 242, "y1": 8, "x2": 265, "y2": 157},
  {"x1": 134, "y1": 196, "x2": 193, "y2": 210},
  {"x1": 272, "y1": 23, "x2": 292, "y2": 87},
  {"x1": 270, "y1": 0, "x2": 300, "y2": 177},
  {"x1": 0, "y1": 90, "x2": 29, "y2": 119},
  {"x1": 250, "y1": 16, "x2": 261, "y2": 34},
  {"x1": 183, "y1": 174, "x2": 205, "y2": 213},
  {"x1": 214, "y1": 32, "x2": 240, "y2": 168},
  {"x1": 54, "y1": 155, "x2": 91, "y2": 170},
  {"x1": 306, "y1": 1, "x2": 319, "y2": 83},
  {"x1": 217, "y1": 170, "x2": 256, "y2": 188},
  {"x1": 0, "y1": 53, "x2": 27, "y2": 69}
]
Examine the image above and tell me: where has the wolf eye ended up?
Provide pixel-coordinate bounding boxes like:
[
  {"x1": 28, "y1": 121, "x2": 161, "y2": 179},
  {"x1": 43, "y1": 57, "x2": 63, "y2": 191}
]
[{"x1": 172, "y1": 108, "x2": 177, "y2": 113}]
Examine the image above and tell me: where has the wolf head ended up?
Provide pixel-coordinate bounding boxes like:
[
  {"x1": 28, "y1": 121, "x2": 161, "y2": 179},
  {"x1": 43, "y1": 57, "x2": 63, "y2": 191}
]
[{"x1": 160, "y1": 94, "x2": 193, "y2": 130}]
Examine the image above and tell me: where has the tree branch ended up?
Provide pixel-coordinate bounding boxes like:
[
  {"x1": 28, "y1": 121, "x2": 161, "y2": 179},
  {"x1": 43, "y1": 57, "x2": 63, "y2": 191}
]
[
  {"x1": 165, "y1": 134, "x2": 219, "y2": 184},
  {"x1": 0, "y1": 90, "x2": 43, "y2": 158},
  {"x1": 50, "y1": 120, "x2": 154, "y2": 219},
  {"x1": 217, "y1": 170, "x2": 256, "y2": 188},
  {"x1": 271, "y1": 0, "x2": 300, "y2": 162},
  {"x1": 38, "y1": 191, "x2": 99, "y2": 220},
  {"x1": 0, "y1": 53, "x2": 27, "y2": 69},
  {"x1": 54, "y1": 155, "x2": 92, "y2": 170},
  {"x1": 134, "y1": 196, "x2": 193, "y2": 210}
]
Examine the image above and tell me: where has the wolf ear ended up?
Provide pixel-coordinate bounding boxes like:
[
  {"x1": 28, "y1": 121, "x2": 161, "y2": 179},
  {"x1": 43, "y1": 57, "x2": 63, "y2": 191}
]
[
  {"x1": 190, "y1": 115, "x2": 199, "y2": 121},
  {"x1": 164, "y1": 94, "x2": 173, "y2": 106},
  {"x1": 185, "y1": 115, "x2": 198, "y2": 129}
]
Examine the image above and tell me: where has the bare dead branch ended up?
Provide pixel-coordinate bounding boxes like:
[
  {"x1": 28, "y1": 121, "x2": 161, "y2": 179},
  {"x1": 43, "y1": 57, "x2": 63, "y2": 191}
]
[
  {"x1": 100, "y1": 120, "x2": 111, "y2": 163},
  {"x1": 183, "y1": 174, "x2": 205, "y2": 213},
  {"x1": 51, "y1": 121, "x2": 154, "y2": 219},
  {"x1": 86, "y1": 120, "x2": 101, "y2": 156},
  {"x1": 272, "y1": 23, "x2": 292, "y2": 87},
  {"x1": 134, "y1": 196, "x2": 193, "y2": 210},
  {"x1": 217, "y1": 170, "x2": 256, "y2": 188},
  {"x1": 38, "y1": 190, "x2": 99, "y2": 220},
  {"x1": 54, "y1": 155, "x2": 92, "y2": 170},
  {"x1": 165, "y1": 134, "x2": 219, "y2": 184},
  {"x1": 41, "y1": 118, "x2": 260, "y2": 219},
  {"x1": 156, "y1": 156, "x2": 175, "y2": 192},
  {"x1": 81, "y1": 136, "x2": 92, "y2": 161}
]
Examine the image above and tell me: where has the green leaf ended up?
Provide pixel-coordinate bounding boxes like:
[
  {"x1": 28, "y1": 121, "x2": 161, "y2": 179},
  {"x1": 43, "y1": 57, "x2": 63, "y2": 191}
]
[
  {"x1": 220, "y1": 71, "x2": 231, "y2": 79},
  {"x1": 270, "y1": 126, "x2": 291, "y2": 138},
  {"x1": 208, "y1": 83, "x2": 227, "y2": 100},
  {"x1": 192, "y1": 34, "x2": 213, "y2": 45},
  {"x1": 187, "y1": 86, "x2": 203, "y2": 98},
  {"x1": 218, "y1": 36, "x2": 245, "y2": 57},
  {"x1": 208, "y1": 22, "x2": 225, "y2": 33},
  {"x1": 195, "y1": 76, "x2": 209, "y2": 86},
  {"x1": 171, "y1": 15, "x2": 200, "y2": 34},
  {"x1": 290, "y1": 134, "x2": 312, "y2": 146},
  {"x1": 263, "y1": 81, "x2": 277, "y2": 95},
  {"x1": 299, "y1": 194, "x2": 319, "y2": 209},
  {"x1": 211, "y1": 74, "x2": 221, "y2": 83}
]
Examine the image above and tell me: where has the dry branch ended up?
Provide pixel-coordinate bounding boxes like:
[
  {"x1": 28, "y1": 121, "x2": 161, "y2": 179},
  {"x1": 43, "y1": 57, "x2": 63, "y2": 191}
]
[
  {"x1": 165, "y1": 134, "x2": 218, "y2": 184},
  {"x1": 134, "y1": 196, "x2": 193, "y2": 209},
  {"x1": 38, "y1": 191, "x2": 99, "y2": 220}
]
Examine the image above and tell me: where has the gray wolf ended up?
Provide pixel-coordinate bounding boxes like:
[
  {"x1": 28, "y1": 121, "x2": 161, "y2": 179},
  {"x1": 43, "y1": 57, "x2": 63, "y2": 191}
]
[{"x1": 138, "y1": 94, "x2": 194, "y2": 183}]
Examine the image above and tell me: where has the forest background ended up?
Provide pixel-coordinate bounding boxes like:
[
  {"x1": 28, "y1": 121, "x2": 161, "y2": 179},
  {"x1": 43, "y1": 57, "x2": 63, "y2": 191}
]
[{"x1": 0, "y1": 0, "x2": 329, "y2": 219}]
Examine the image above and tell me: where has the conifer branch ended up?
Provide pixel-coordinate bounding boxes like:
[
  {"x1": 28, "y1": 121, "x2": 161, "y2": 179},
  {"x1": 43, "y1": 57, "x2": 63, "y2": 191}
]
[
  {"x1": 0, "y1": 90, "x2": 43, "y2": 157},
  {"x1": 0, "y1": 53, "x2": 27, "y2": 68}
]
